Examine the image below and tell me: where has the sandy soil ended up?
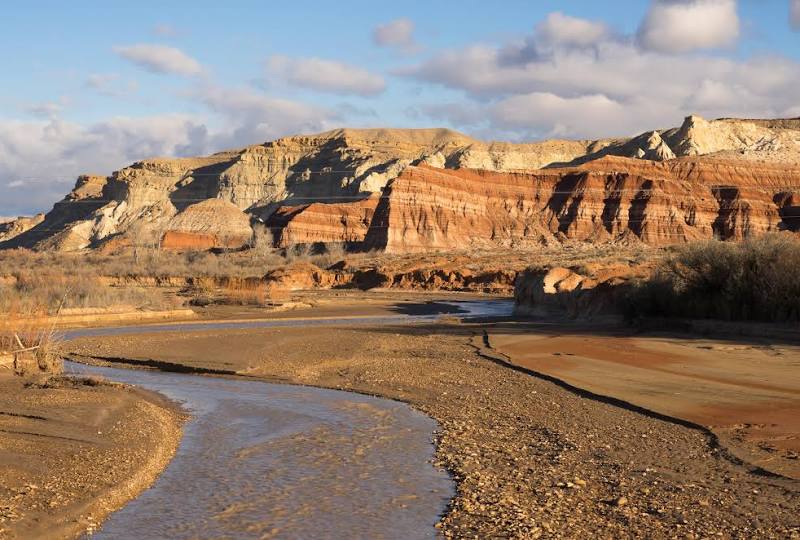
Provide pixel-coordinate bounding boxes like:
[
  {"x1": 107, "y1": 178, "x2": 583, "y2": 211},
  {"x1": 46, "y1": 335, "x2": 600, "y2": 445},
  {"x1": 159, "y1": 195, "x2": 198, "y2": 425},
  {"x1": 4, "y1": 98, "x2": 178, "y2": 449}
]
[
  {"x1": 66, "y1": 316, "x2": 800, "y2": 538},
  {"x1": 0, "y1": 374, "x2": 183, "y2": 539},
  {"x1": 487, "y1": 323, "x2": 800, "y2": 480}
]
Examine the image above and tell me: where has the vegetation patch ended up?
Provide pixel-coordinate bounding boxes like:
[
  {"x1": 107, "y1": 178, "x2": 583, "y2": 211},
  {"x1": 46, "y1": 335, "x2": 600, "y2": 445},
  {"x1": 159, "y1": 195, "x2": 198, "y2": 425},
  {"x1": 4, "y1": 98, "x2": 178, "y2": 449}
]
[{"x1": 624, "y1": 234, "x2": 800, "y2": 323}]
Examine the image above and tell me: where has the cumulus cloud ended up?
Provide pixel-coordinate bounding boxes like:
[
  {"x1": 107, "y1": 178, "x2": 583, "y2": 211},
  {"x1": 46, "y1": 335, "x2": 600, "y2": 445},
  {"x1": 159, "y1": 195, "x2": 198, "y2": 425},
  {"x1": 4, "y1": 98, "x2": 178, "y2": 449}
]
[
  {"x1": 0, "y1": 115, "x2": 210, "y2": 215},
  {"x1": 372, "y1": 18, "x2": 419, "y2": 53},
  {"x1": 497, "y1": 12, "x2": 613, "y2": 66},
  {"x1": 406, "y1": 102, "x2": 488, "y2": 127},
  {"x1": 792, "y1": 0, "x2": 800, "y2": 29},
  {"x1": 267, "y1": 55, "x2": 386, "y2": 96},
  {"x1": 197, "y1": 86, "x2": 337, "y2": 149},
  {"x1": 0, "y1": 85, "x2": 340, "y2": 215},
  {"x1": 637, "y1": 0, "x2": 739, "y2": 53},
  {"x1": 536, "y1": 12, "x2": 612, "y2": 49},
  {"x1": 114, "y1": 44, "x2": 204, "y2": 76},
  {"x1": 401, "y1": 10, "x2": 800, "y2": 139},
  {"x1": 490, "y1": 93, "x2": 628, "y2": 139}
]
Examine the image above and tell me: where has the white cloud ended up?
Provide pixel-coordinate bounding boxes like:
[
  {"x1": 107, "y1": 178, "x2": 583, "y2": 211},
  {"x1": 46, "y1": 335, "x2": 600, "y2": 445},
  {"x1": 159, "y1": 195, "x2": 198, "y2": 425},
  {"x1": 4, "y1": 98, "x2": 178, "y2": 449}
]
[
  {"x1": 188, "y1": 85, "x2": 338, "y2": 149},
  {"x1": 267, "y1": 55, "x2": 386, "y2": 96},
  {"x1": 536, "y1": 12, "x2": 612, "y2": 49},
  {"x1": 0, "y1": 85, "x2": 340, "y2": 215},
  {"x1": 86, "y1": 73, "x2": 118, "y2": 91},
  {"x1": 114, "y1": 44, "x2": 204, "y2": 76},
  {"x1": 0, "y1": 115, "x2": 209, "y2": 215},
  {"x1": 792, "y1": 0, "x2": 800, "y2": 29},
  {"x1": 491, "y1": 93, "x2": 628, "y2": 139},
  {"x1": 637, "y1": 0, "x2": 739, "y2": 53},
  {"x1": 407, "y1": 102, "x2": 488, "y2": 127},
  {"x1": 85, "y1": 73, "x2": 138, "y2": 97},
  {"x1": 372, "y1": 18, "x2": 419, "y2": 53},
  {"x1": 496, "y1": 13, "x2": 613, "y2": 66},
  {"x1": 401, "y1": 11, "x2": 800, "y2": 139}
]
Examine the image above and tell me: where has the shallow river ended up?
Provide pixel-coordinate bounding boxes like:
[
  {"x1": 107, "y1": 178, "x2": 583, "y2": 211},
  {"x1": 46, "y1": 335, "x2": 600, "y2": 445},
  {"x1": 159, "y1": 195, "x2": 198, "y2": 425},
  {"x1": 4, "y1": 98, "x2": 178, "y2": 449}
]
[{"x1": 65, "y1": 300, "x2": 513, "y2": 539}]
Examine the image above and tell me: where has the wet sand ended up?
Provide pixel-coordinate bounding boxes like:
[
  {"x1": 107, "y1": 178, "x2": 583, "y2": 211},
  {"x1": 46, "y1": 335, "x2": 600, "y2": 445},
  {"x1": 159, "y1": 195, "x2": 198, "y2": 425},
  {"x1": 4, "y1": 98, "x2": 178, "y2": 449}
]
[
  {"x1": 487, "y1": 324, "x2": 800, "y2": 479},
  {"x1": 67, "y1": 314, "x2": 800, "y2": 538},
  {"x1": 0, "y1": 375, "x2": 183, "y2": 539}
]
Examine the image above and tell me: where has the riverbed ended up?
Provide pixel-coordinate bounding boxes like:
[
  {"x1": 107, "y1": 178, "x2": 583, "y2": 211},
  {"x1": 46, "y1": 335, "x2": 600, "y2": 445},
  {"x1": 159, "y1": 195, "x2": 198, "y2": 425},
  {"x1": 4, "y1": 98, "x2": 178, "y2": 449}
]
[
  {"x1": 66, "y1": 361, "x2": 452, "y2": 539},
  {"x1": 63, "y1": 300, "x2": 514, "y2": 539}
]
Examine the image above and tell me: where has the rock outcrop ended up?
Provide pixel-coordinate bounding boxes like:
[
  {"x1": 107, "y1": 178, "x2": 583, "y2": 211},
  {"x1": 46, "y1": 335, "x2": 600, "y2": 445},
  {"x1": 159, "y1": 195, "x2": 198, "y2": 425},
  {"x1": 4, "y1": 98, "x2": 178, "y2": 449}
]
[
  {"x1": 275, "y1": 158, "x2": 800, "y2": 250},
  {"x1": 4, "y1": 115, "x2": 800, "y2": 253},
  {"x1": 0, "y1": 213, "x2": 44, "y2": 243},
  {"x1": 161, "y1": 199, "x2": 253, "y2": 250},
  {"x1": 514, "y1": 264, "x2": 650, "y2": 319}
]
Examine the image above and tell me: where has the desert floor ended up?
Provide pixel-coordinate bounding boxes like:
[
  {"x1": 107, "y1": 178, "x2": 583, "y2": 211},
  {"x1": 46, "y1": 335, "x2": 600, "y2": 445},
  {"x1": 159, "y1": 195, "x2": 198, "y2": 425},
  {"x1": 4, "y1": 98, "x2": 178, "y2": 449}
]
[
  {"x1": 486, "y1": 323, "x2": 800, "y2": 481},
  {"x1": 63, "y1": 292, "x2": 800, "y2": 539}
]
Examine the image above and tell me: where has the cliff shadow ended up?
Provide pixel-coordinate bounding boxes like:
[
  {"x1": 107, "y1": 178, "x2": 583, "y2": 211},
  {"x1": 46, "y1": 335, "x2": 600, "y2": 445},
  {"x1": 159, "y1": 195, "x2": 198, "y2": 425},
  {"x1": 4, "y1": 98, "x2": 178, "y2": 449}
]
[
  {"x1": 170, "y1": 161, "x2": 234, "y2": 212},
  {"x1": 774, "y1": 191, "x2": 800, "y2": 232},
  {"x1": 545, "y1": 173, "x2": 587, "y2": 233}
]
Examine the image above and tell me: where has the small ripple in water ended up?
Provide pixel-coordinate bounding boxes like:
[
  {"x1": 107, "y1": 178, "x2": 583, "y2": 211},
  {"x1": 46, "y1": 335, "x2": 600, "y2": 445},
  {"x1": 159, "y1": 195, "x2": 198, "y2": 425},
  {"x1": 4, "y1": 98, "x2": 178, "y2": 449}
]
[{"x1": 68, "y1": 363, "x2": 453, "y2": 540}]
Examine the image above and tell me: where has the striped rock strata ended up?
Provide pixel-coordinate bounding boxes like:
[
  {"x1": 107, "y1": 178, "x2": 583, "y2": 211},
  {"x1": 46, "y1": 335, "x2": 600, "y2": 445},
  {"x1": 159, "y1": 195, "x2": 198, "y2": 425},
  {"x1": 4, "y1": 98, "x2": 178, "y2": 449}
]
[
  {"x1": 271, "y1": 157, "x2": 800, "y2": 252},
  {"x1": 3, "y1": 115, "x2": 800, "y2": 252}
]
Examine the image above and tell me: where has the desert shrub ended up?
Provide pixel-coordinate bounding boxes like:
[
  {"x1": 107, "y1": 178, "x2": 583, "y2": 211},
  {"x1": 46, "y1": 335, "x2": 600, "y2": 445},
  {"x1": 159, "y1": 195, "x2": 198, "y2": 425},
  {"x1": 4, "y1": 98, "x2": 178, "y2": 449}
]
[
  {"x1": 0, "y1": 270, "x2": 173, "y2": 315},
  {"x1": 0, "y1": 309, "x2": 63, "y2": 374},
  {"x1": 223, "y1": 281, "x2": 272, "y2": 306},
  {"x1": 624, "y1": 234, "x2": 800, "y2": 322},
  {"x1": 308, "y1": 243, "x2": 348, "y2": 268}
]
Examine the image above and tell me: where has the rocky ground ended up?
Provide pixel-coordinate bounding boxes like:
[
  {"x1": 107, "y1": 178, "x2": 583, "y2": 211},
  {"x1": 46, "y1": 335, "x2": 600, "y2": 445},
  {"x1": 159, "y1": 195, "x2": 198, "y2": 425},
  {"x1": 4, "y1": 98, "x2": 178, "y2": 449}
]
[
  {"x1": 67, "y1": 320, "x2": 800, "y2": 539},
  {"x1": 0, "y1": 374, "x2": 183, "y2": 539}
]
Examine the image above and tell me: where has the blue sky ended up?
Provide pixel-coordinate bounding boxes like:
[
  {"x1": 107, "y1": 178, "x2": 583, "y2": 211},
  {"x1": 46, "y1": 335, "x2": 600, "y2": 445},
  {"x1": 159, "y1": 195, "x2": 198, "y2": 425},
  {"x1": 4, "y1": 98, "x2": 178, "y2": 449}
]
[{"x1": 2, "y1": 0, "x2": 800, "y2": 215}]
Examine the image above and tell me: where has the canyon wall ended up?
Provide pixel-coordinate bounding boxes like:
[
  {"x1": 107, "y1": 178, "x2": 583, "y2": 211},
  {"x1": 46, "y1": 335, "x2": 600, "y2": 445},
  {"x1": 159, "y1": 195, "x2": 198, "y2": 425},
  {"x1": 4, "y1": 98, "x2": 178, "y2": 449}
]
[
  {"x1": 3, "y1": 115, "x2": 800, "y2": 253},
  {"x1": 276, "y1": 158, "x2": 800, "y2": 251}
]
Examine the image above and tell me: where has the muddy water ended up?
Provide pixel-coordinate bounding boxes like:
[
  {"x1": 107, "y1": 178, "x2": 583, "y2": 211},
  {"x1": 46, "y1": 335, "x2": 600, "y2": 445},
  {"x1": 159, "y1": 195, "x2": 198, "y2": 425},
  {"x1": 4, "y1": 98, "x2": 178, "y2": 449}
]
[
  {"x1": 63, "y1": 300, "x2": 513, "y2": 538},
  {"x1": 66, "y1": 361, "x2": 453, "y2": 539}
]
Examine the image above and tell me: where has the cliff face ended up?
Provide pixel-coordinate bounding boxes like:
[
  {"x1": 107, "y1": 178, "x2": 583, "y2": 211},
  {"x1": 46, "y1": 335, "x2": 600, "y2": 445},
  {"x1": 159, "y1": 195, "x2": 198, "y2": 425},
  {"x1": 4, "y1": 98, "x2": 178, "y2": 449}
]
[
  {"x1": 0, "y1": 214, "x2": 45, "y2": 243},
  {"x1": 4, "y1": 115, "x2": 800, "y2": 252},
  {"x1": 275, "y1": 158, "x2": 800, "y2": 252}
]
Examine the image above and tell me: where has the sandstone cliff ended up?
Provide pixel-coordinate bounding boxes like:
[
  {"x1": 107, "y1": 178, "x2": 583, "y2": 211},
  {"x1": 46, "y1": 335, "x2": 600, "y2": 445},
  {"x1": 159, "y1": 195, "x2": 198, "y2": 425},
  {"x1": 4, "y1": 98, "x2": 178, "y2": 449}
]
[
  {"x1": 274, "y1": 158, "x2": 800, "y2": 251},
  {"x1": 0, "y1": 214, "x2": 44, "y2": 243},
  {"x1": 4, "y1": 115, "x2": 800, "y2": 252}
]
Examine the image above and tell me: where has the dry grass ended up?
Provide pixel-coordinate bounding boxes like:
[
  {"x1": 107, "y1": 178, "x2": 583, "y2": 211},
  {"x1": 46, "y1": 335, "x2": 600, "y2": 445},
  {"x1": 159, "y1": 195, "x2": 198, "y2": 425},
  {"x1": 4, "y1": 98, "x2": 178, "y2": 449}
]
[
  {"x1": 1, "y1": 271, "x2": 171, "y2": 315},
  {"x1": 624, "y1": 234, "x2": 800, "y2": 323},
  {"x1": 0, "y1": 248, "x2": 287, "y2": 280},
  {"x1": 0, "y1": 309, "x2": 63, "y2": 375},
  {"x1": 222, "y1": 281, "x2": 272, "y2": 306},
  {"x1": 189, "y1": 280, "x2": 278, "y2": 307}
]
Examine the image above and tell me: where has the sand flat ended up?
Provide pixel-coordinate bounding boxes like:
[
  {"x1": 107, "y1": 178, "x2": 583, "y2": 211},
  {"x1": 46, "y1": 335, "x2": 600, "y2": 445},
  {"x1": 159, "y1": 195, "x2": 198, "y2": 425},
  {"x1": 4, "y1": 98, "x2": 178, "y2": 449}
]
[{"x1": 488, "y1": 326, "x2": 800, "y2": 479}]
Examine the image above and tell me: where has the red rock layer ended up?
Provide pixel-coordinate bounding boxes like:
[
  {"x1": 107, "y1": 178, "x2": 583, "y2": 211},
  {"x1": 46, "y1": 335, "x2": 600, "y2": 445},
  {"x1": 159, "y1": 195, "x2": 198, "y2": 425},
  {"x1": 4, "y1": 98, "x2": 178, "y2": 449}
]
[
  {"x1": 161, "y1": 231, "x2": 219, "y2": 250},
  {"x1": 268, "y1": 196, "x2": 380, "y2": 248},
  {"x1": 268, "y1": 157, "x2": 800, "y2": 251}
]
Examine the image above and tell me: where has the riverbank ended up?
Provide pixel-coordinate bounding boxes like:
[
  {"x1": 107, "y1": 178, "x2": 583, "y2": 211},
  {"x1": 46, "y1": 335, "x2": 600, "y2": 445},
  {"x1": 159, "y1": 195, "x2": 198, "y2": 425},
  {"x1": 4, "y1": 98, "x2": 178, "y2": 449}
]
[
  {"x1": 67, "y1": 320, "x2": 800, "y2": 538},
  {"x1": 0, "y1": 374, "x2": 183, "y2": 539}
]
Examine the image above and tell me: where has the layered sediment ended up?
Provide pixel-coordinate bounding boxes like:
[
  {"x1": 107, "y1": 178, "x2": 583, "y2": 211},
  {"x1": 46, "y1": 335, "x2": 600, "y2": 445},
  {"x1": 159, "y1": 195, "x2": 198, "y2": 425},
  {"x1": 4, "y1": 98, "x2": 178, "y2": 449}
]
[
  {"x1": 277, "y1": 158, "x2": 800, "y2": 251},
  {"x1": 4, "y1": 115, "x2": 800, "y2": 253}
]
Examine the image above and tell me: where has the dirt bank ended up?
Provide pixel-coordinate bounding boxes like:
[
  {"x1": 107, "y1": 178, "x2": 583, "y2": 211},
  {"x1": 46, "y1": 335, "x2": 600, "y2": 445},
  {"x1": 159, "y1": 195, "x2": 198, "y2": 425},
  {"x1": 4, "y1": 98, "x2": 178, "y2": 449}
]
[
  {"x1": 67, "y1": 320, "x2": 800, "y2": 538},
  {"x1": 0, "y1": 375, "x2": 183, "y2": 539}
]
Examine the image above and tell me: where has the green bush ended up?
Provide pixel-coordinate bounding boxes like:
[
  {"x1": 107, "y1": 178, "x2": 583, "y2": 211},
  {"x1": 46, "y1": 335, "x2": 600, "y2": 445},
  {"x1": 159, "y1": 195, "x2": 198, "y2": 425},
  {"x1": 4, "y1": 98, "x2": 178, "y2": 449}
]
[{"x1": 624, "y1": 234, "x2": 800, "y2": 323}]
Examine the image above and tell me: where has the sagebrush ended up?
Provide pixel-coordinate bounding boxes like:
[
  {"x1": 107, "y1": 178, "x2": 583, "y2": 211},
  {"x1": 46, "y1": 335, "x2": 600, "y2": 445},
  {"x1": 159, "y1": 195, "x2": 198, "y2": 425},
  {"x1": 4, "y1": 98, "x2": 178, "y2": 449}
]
[{"x1": 624, "y1": 234, "x2": 800, "y2": 322}]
